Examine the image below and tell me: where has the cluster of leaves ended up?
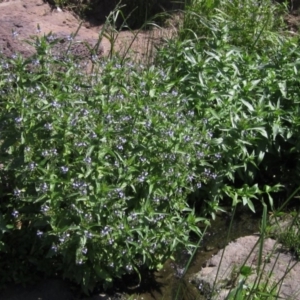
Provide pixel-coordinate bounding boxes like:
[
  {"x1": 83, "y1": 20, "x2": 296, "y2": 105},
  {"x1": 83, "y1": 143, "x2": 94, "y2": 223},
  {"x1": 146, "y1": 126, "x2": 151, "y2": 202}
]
[
  {"x1": 277, "y1": 211, "x2": 300, "y2": 259},
  {"x1": 0, "y1": 34, "x2": 214, "y2": 292},
  {"x1": 181, "y1": 0, "x2": 287, "y2": 51},
  {"x1": 226, "y1": 265, "x2": 278, "y2": 300},
  {"x1": 156, "y1": 9, "x2": 300, "y2": 212}
]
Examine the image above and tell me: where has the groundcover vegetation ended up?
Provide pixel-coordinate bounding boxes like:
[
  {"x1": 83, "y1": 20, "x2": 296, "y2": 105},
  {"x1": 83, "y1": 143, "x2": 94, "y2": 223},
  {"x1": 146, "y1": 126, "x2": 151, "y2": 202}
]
[
  {"x1": 0, "y1": 35, "x2": 209, "y2": 292},
  {"x1": 1, "y1": 0, "x2": 300, "y2": 296}
]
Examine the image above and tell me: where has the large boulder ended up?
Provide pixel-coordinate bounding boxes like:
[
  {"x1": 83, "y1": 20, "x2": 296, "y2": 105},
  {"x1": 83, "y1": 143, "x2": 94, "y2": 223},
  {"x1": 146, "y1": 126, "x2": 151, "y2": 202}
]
[{"x1": 190, "y1": 235, "x2": 300, "y2": 299}]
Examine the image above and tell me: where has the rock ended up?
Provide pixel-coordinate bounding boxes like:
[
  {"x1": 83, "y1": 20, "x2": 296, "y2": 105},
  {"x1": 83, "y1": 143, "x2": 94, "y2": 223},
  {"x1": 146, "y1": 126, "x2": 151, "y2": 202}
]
[{"x1": 190, "y1": 235, "x2": 300, "y2": 299}]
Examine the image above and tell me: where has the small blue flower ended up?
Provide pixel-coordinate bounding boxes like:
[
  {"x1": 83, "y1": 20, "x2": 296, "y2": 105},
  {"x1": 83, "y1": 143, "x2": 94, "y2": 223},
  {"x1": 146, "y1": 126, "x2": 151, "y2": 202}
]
[
  {"x1": 84, "y1": 157, "x2": 92, "y2": 164},
  {"x1": 12, "y1": 210, "x2": 19, "y2": 218},
  {"x1": 15, "y1": 117, "x2": 22, "y2": 124},
  {"x1": 137, "y1": 171, "x2": 148, "y2": 183},
  {"x1": 60, "y1": 166, "x2": 69, "y2": 174},
  {"x1": 28, "y1": 162, "x2": 37, "y2": 171},
  {"x1": 44, "y1": 123, "x2": 53, "y2": 130},
  {"x1": 41, "y1": 204, "x2": 50, "y2": 212},
  {"x1": 84, "y1": 230, "x2": 93, "y2": 239},
  {"x1": 39, "y1": 183, "x2": 48, "y2": 193},
  {"x1": 13, "y1": 189, "x2": 21, "y2": 197}
]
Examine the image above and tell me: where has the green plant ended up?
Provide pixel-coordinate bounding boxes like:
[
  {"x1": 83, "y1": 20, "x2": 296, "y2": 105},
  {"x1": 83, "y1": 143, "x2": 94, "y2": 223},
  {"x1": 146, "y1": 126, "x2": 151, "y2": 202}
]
[
  {"x1": 2, "y1": 0, "x2": 300, "y2": 296},
  {"x1": 223, "y1": 204, "x2": 300, "y2": 300},
  {"x1": 226, "y1": 270, "x2": 279, "y2": 300},
  {"x1": 265, "y1": 188, "x2": 300, "y2": 260},
  {"x1": 180, "y1": 0, "x2": 287, "y2": 51},
  {"x1": 197, "y1": 204, "x2": 296, "y2": 300},
  {"x1": 155, "y1": 11, "x2": 300, "y2": 293},
  {"x1": 214, "y1": 205, "x2": 278, "y2": 300},
  {"x1": 156, "y1": 15, "x2": 300, "y2": 214},
  {"x1": 277, "y1": 211, "x2": 300, "y2": 258},
  {"x1": 0, "y1": 32, "x2": 215, "y2": 293}
]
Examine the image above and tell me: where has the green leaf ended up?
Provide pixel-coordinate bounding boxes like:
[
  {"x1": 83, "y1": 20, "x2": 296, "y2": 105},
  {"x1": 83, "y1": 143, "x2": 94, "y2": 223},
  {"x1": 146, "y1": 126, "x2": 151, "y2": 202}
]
[
  {"x1": 241, "y1": 99, "x2": 254, "y2": 112},
  {"x1": 278, "y1": 81, "x2": 287, "y2": 98},
  {"x1": 257, "y1": 151, "x2": 265, "y2": 164},
  {"x1": 240, "y1": 265, "x2": 252, "y2": 277},
  {"x1": 205, "y1": 51, "x2": 220, "y2": 62},
  {"x1": 149, "y1": 89, "x2": 156, "y2": 98},
  {"x1": 250, "y1": 127, "x2": 268, "y2": 139}
]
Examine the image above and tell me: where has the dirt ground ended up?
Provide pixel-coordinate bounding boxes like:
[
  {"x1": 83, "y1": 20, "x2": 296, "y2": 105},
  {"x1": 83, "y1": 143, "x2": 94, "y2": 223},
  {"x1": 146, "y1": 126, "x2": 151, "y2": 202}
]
[{"x1": 0, "y1": 0, "x2": 178, "y2": 63}]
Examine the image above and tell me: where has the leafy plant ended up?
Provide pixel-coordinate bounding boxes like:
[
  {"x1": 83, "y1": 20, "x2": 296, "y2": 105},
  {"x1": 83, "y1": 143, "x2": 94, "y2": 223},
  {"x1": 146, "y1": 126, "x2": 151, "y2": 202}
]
[
  {"x1": 0, "y1": 33, "x2": 213, "y2": 293},
  {"x1": 277, "y1": 211, "x2": 300, "y2": 259},
  {"x1": 156, "y1": 17, "x2": 300, "y2": 213},
  {"x1": 1, "y1": 0, "x2": 300, "y2": 296},
  {"x1": 180, "y1": 0, "x2": 287, "y2": 51}
]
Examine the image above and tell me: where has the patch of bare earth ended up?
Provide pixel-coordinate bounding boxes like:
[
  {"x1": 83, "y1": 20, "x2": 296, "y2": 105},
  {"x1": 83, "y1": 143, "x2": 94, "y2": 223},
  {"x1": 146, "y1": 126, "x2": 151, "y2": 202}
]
[
  {"x1": 284, "y1": 0, "x2": 300, "y2": 33},
  {"x1": 0, "y1": 0, "x2": 177, "y2": 63}
]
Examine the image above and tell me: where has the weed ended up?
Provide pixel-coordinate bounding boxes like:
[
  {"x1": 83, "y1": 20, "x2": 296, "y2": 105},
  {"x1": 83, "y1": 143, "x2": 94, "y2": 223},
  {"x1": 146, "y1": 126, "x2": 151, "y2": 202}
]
[{"x1": 0, "y1": 30, "x2": 209, "y2": 293}]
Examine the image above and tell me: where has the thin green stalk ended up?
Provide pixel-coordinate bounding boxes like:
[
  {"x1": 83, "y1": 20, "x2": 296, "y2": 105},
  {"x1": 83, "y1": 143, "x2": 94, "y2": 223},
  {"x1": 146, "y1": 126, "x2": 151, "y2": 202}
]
[
  {"x1": 244, "y1": 202, "x2": 268, "y2": 300},
  {"x1": 251, "y1": 11, "x2": 270, "y2": 49},
  {"x1": 90, "y1": 1, "x2": 126, "y2": 74},
  {"x1": 270, "y1": 258, "x2": 299, "y2": 297},
  {"x1": 65, "y1": 21, "x2": 82, "y2": 56},
  {"x1": 174, "y1": 223, "x2": 209, "y2": 300},
  {"x1": 278, "y1": 186, "x2": 300, "y2": 213},
  {"x1": 257, "y1": 247, "x2": 281, "y2": 299},
  {"x1": 212, "y1": 205, "x2": 237, "y2": 296},
  {"x1": 258, "y1": 202, "x2": 267, "y2": 273}
]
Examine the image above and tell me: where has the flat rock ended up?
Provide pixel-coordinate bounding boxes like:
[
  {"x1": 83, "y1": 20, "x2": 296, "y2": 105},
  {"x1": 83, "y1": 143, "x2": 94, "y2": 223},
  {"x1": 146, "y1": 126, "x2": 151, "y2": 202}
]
[{"x1": 190, "y1": 235, "x2": 300, "y2": 299}]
